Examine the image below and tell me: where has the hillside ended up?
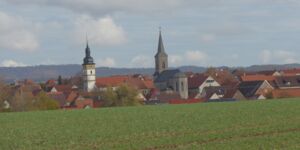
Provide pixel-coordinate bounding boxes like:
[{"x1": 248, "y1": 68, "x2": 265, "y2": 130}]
[
  {"x1": 0, "y1": 99, "x2": 299, "y2": 149},
  {"x1": 1, "y1": 63, "x2": 300, "y2": 83},
  {"x1": 0, "y1": 65, "x2": 206, "y2": 83}
]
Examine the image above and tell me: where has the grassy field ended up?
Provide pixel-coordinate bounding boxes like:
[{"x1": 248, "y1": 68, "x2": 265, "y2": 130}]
[{"x1": 0, "y1": 99, "x2": 300, "y2": 150}]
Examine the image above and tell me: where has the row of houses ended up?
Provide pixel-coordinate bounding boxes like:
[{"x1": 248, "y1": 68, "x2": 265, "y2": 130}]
[{"x1": 4, "y1": 67, "x2": 300, "y2": 110}]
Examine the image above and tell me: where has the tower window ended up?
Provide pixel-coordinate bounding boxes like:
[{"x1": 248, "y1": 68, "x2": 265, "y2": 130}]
[
  {"x1": 90, "y1": 70, "x2": 93, "y2": 74},
  {"x1": 162, "y1": 62, "x2": 166, "y2": 69},
  {"x1": 181, "y1": 82, "x2": 184, "y2": 91}
]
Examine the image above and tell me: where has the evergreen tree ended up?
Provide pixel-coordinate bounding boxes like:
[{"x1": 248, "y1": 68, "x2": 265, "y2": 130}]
[{"x1": 58, "y1": 75, "x2": 62, "y2": 85}]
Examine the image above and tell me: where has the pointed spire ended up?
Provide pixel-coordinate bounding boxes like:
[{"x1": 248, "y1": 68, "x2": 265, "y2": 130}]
[
  {"x1": 86, "y1": 32, "x2": 89, "y2": 49},
  {"x1": 83, "y1": 34, "x2": 94, "y2": 65},
  {"x1": 157, "y1": 27, "x2": 166, "y2": 54},
  {"x1": 85, "y1": 34, "x2": 91, "y2": 57}
]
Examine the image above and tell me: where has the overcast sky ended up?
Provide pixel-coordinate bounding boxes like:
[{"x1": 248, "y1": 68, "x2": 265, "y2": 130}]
[{"x1": 0, "y1": 0, "x2": 300, "y2": 68}]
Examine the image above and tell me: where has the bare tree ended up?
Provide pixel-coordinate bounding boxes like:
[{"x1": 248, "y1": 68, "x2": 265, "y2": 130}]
[{"x1": 0, "y1": 78, "x2": 12, "y2": 112}]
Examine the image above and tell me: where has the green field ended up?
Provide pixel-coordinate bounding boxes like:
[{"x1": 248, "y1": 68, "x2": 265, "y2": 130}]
[{"x1": 0, "y1": 99, "x2": 300, "y2": 150}]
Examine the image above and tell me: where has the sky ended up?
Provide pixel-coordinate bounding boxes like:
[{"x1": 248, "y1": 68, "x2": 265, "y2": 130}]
[{"x1": 0, "y1": 0, "x2": 300, "y2": 68}]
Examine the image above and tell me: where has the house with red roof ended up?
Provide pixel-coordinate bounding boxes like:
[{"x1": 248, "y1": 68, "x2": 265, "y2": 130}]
[
  {"x1": 208, "y1": 69, "x2": 240, "y2": 86},
  {"x1": 95, "y1": 75, "x2": 155, "y2": 101},
  {"x1": 50, "y1": 85, "x2": 78, "y2": 93},
  {"x1": 274, "y1": 76, "x2": 300, "y2": 89},
  {"x1": 280, "y1": 68, "x2": 300, "y2": 76},
  {"x1": 74, "y1": 96, "x2": 94, "y2": 109},
  {"x1": 45, "y1": 79, "x2": 57, "y2": 91},
  {"x1": 188, "y1": 74, "x2": 221, "y2": 99},
  {"x1": 241, "y1": 75, "x2": 276, "y2": 82},
  {"x1": 202, "y1": 86, "x2": 246, "y2": 101},
  {"x1": 257, "y1": 70, "x2": 281, "y2": 76},
  {"x1": 47, "y1": 90, "x2": 94, "y2": 109},
  {"x1": 96, "y1": 75, "x2": 128, "y2": 90}
]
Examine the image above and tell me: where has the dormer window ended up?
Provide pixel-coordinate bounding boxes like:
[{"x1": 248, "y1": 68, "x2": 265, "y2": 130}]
[{"x1": 206, "y1": 80, "x2": 214, "y2": 83}]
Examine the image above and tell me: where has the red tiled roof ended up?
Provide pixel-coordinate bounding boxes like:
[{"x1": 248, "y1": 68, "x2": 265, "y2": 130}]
[
  {"x1": 96, "y1": 76, "x2": 129, "y2": 87},
  {"x1": 126, "y1": 78, "x2": 147, "y2": 89},
  {"x1": 188, "y1": 74, "x2": 209, "y2": 89},
  {"x1": 66, "y1": 91, "x2": 79, "y2": 103},
  {"x1": 143, "y1": 79, "x2": 155, "y2": 89},
  {"x1": 257, "y1": 70, "x2": 278, "y2": 76},
  {"x1": 46, "y1": 79, "x2": 56, "y2": 86},
  {"x1": 223, "y1": 88, "x2": 239, "y2": 99},
  {"x1": 53, "y1": 85, "x2": 73, "y2": 93},
  {"x1": 282, "y1": 68, "x2": 300, "y2": 76},
  {"x1": 75, "y1": 98, "x2": 94, "y2": 109},
  {"x1": 241, "y1": 75, "x2": 276, "y2": 82},
  {"x1": 96, "y1": 75, "x2": 154, "y2": 90}
]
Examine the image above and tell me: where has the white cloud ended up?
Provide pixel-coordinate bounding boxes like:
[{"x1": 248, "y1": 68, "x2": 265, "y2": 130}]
[
  {"x1": 231, "y1": 54, "x2": 239, "y2": 59},
  {"x1": 0, "y1": 11, "x2": 39, "y2": 52},
  {"x1": 73, "y1": 15, "x2": 127, "y2": 46},
  {"x1": 274, "y1": 50, "x2": 298, "y2": 64},
  {"x1": 260, "y1": 50, "x2": 272, "y2": 64},
  {"x1": 169, "y1": 55, "x2": 183, "y2": 66},
  {"x1": 130, "y1": 55, "x2": 152, "y2": 68},
  {"x1": 185, "y1": 51, "x2": 208, "y2": 64},
  {"x1": 200, "y1": 33, "x2": 216, "y2": 43},
  {"x1": 259, "y1": 50, "x2": 298, "y2": 64},
  {"x1": 1, "y1": 60, "x2": 27, "y2": 67},
  {"x1": 96, "y1": 57, "x2": 116, "y2": 67}
]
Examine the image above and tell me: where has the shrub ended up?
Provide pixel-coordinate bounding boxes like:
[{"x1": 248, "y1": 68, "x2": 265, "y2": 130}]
[{"x1": 101, "y1": 84, "x2": 141, "y2": 107}]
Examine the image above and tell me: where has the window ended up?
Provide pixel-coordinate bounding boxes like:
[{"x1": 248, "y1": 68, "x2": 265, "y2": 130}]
[
  {"x1": 181, "y1": 82, "x2": 184, "y2": 91},
  {"x1": 206, "y1": 80, "x2": 214, "y2": 83},
  {"x1": 162, "y1": 62, "x2": 166, "y2": 69},
  {"x1": 90, "y1": 70, "x2": 93, "y2": 74},
  {"x1": 176, "y1": 82, "x2": 179, "y2": 91}
]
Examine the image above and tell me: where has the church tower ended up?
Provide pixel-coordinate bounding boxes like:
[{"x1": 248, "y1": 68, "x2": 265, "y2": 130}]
[
  {"x1": 82, "y1": 42, "x2": 96, "y2": 92},
  {"x1": 154, "y1": 29, "x2": 168, "y2": 77}
]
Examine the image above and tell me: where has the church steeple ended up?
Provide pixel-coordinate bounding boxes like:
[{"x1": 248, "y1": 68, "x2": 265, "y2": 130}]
[
  {"x1": 154, "y1": 28, "x2": 168, "y2": 76},
  {"x1": 155, "y1": 28, "x2": 167, "y2": 57},
  {"x1": 83, "y1": 40, "x2": 94, "y2": 65},
  {"x1": 82, "y1": 39, "x2": 96, "y2": 92}
]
